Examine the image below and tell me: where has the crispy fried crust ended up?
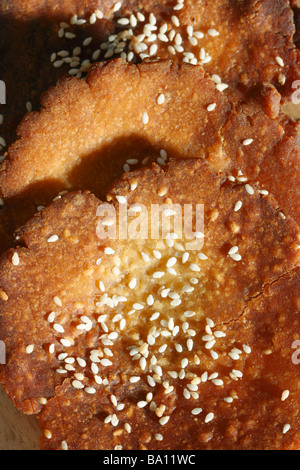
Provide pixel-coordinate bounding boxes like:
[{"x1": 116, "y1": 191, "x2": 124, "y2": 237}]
[
  {"x1": 0, "y1": 0, "x2": 298, "y2": 148},
  {"x1": 0, "y1": 159, "x2": 299, "y2": 449},
  {"x1": 0, "y1": 59, "x2": 299, "y2": 256}
]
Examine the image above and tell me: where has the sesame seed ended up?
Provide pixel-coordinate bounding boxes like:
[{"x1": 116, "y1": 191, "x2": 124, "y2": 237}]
[
  {"x1": 116, "y1": 195, "x2": 127, "y2": 204},
  {"x1": 159, "y1": 416, "x2": 170, "y2": 426},
  {"x1": 100, "y1": 358, "x2": 113, "y2": 367},
  {"x1": 281, "y1": 390, "x2": 290, "y2": 401},
  {"x1": 171, "y1": 15, "x2": 180, "y2": 27},
  {"x1": 245, "y1": 184, "x2": 255, "y2": 195},
  {"x1": 47, "y1": 235, "x2": 59, "y2": 243},
  {"x1": 205, "y1": 412, "x2": 214, "y2": 423},
  {"x1": 113, "y1": 2, "x2": 122, "y2": 12},
  {"x1": 278, "y1": 72, "x2": 286, "y2": 85},
  {"x1": 142, "y1": 112, "x2": 149, "y2": 124},
  {"x1": 276, "y1": 56, "x2": 284, "y2": 67},
  {"x1": 54, "y1": 296, "x2": 62, "y2": 307},
  {"x1": 153, "y1": 271, "x2": 165, "y2": 279},
  {"x1": 129, "y1": 376, "x2": 140, "y2": 383},
  {"x1": 133, "y1": 303, "x2": 144, "y2": 310},
  {"x1": 157, "y1": 94, "x2": 165, "y2": 105},
  {"x1": 53, "y1": 323, "x2": 64, "y2": 333},
  {"x1": 282, "y1": 424, "x2": 290, "y2": 434},
  {"x1": 207, "y1": 103, "x2": 217, "y2": 112},
  {"x1": 189, "y1": 263, "x2": 200, "y2": 272},
  {"x1": 11, "y1": 252, "x2": 20, "y2": 266},
  {"x1": 26, "y1": 345, "x2": 34, "y2": 354},
  {"x1": 166, "y1": 257, "x2": 177, "y2": 267},
  {"x1": 216, "y1": 83, "x2": 229, "y2": 92},
  {"x1": 89, "y1": 13, "x2": 97, "y2": 24},
  {"x1": 208, "y1": 28, "x2": 219, "y2": 37},
  {"x1": 118, "y1": 18, "x2": 130, "y2": 25},
  {"x1": 243, "y1": 138, "x2": 253, "y2": 146},
  {"x1": 137, "y1": 401, "x2": 148, "y2": 408},
  {"x1": 65, "y1": 32, "x2": 76, "y2": 39},
  {"x1": 228, "y1": 246, "x2": 239, "y2": 255},
  {"x1": 242, "y1": 344, "x2": 251, "y2": 354},
  {"x1": 104, "y1": 247, "x2": 115, "y2": 255},
  {"x1": 234, "y1": 200, "x2": 243, "y2": 212},
  {"x1": 72, "y1": 380, "x2": 84, "y2": 389},
  {"x1": 191, "y1": 408, "x2": 202, "y2": 415}
]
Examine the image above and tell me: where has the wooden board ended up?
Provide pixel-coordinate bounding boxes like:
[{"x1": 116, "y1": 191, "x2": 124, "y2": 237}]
[{"x1": 0, "y1": 386, "x2": 40, "y2": 450}]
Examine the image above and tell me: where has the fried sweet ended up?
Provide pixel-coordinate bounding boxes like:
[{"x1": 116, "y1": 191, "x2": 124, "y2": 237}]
[
  {"x1": 0, "y1": 0, "x2": 299, "y2": 157},
  {"x1": 0, "y1": 159, "x2": 299, "y2": 449},
  {"x1": 0, "y1": 59, "x2": 299, "y2": 256}
]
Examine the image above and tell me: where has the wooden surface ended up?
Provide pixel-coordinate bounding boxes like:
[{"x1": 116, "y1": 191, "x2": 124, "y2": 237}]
[{"x1": 0, "y1": 386, "x2": 40, "y2": 450}]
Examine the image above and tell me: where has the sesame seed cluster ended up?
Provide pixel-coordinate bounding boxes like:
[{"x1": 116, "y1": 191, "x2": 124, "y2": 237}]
[{"x1": 0, "y1": 159, "x2": 299, "y2": 449}]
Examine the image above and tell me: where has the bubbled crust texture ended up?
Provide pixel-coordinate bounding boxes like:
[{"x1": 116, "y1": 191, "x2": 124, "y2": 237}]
[
  {"x1": 0, "y1": 159, "x2": 299, "y2": 449},
  {"x1": 0, "y1": 59, "x2": 299, "y2": 256}
]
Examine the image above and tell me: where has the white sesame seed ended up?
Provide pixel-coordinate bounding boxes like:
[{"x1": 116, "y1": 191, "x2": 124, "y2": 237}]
[
  {"x1": 281, "y1": 390, "x2": 290, "y2": 401},
  {"x1": 234, "y1": 200, "x2": 243, "y2": 212},
  {"x1": 278, "y1": 72, "x2": 286, "y2": 85},
  {"x1": 129, "y1": 376, "x2": 140, "y2": 383},
  {"x1": 147, "y1": 295, "x2": 154, "y2": 306},
  {"x1": 167, "y1": 257, "x2": 177, "y2": 267},
  {"x1": 142, "y1": 111, "x2": 149, "y2": 124},
  {"x1": 104, "y1": 247, "x2": 115, "y2": 255},
  {"x1": 53, "y1": 323, "x2": 64, "y2": 333},
  {"x1": 243, "y1": 138, "x2": 254, "y2": 147},
  {"x1": 189, "y1": 263, "x2": 200, "y2": 272},
  {"x1": 230, "y1": 253, "x2": 242, "y2": 261},
  {"x1": 205, "y1": 412, "x2": 214, "y2": 423},
  {"x1": 282, "y1": 424, "x2": 290, "y2": 434},
  {"x1": 159, "y1": 416, "x2": 170, "y2": 426},
  {"x1": 242, "y1": 344, "x2": 251, "y2": 354},
  {"x1": 157, "y1": 94, "x2": 165, "y2": 105},
  {"x1": 11, "y1": 252, "x2": 20, "y2": 266},
  {"x1": 181, "y1": 358, "x2": 189, "y2": 369},
  {"x1": 245, "y1": 184, "x2": 255, "y2": 195},
  {"x1": 129, "y1": 278, "x2": 137, "y2": 289},
  {"x1": 137, "y1": 401, "x2": 148, "y2": 408},
  {"x1": 100, "y1": 358, "x2": 113, "y2": 367},
  {"x1": 26, "y1": 345, "x2": 34, "y2": 354},
  {"x1": 118, "y1": 17, "x2": 130, "y2": 25},
  {"x1": 125, "y1": 423, "x2": 132, "y2": 433},
  {"x1": 116, "y1": 195, "x2": 127, "y2": 204},
  {"x1": 54, "y1": 296, "x2": 62, "y2": 307},
  {"x1": 191, "y1": 408, "x2": 202, "y2": 415},
  {"x1": 207, "y1": 103, "x2": 217, "y2": 112},
  {"x1": 47, "y1": 235, "x2": 59, "y2": 243},
  {"x1": 65, "y1": 32, "x2": 76, "y2": 39},
  {"x1": 275, "y1": 56, "x2": 284, "y2": 67},
  {"x1": 171, "y1": 15, "x2": 180, "y2": 27},
  {"x1": 72, "y1": 380, "x2": 84, "y2": 389},
  {"x1": 216, "y1": 83, "x2": 229, "y2": 92},
  {"x1": 113, "y1": 2, "x2": 122, "y2": 12},
  {"x1": 153, "y1": 271, "x2": 165, "y2": 279},
  {"x1": 228, "y1": 246, "x2": 239, "y2": 255}
]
